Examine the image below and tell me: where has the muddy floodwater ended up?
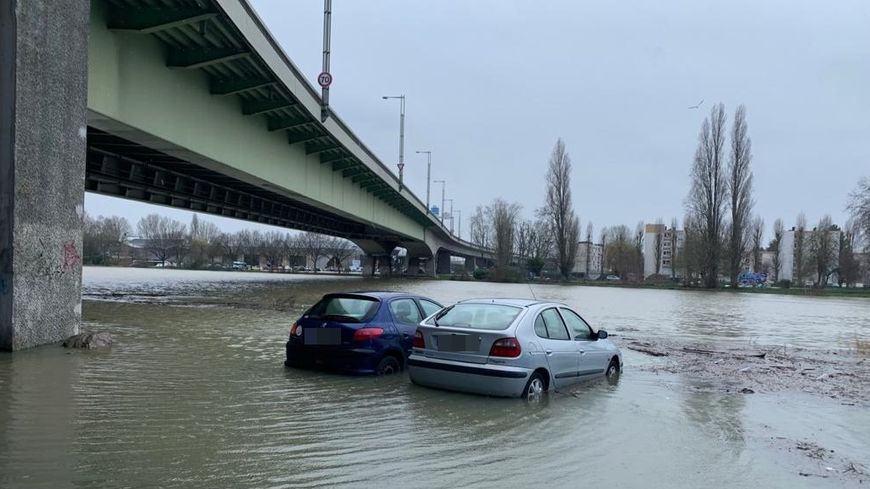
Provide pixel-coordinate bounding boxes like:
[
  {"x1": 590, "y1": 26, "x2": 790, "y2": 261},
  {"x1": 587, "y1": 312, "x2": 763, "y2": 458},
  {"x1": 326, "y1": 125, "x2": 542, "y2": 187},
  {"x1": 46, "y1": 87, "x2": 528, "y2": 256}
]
[{"x1": 2, "y1": 267, "x2": 869, "y2": 488}]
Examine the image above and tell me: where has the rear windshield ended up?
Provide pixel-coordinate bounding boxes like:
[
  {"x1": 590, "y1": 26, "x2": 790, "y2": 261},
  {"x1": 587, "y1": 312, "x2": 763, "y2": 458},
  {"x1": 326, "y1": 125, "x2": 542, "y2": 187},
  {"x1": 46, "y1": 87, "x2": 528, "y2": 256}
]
[
  {"x1": 306, "y1": 296, "x2": 379, "y2": 323},
  {"x1": 429, "y1": 304, "x2": 521, "y2": 330}
]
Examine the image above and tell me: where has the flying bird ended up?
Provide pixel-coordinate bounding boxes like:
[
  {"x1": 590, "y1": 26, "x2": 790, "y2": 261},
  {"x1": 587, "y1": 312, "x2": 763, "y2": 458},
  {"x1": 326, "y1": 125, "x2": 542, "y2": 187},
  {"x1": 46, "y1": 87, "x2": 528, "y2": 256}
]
[{"x1": 688, "y1": 99, "x2": 704, "y2": 109}]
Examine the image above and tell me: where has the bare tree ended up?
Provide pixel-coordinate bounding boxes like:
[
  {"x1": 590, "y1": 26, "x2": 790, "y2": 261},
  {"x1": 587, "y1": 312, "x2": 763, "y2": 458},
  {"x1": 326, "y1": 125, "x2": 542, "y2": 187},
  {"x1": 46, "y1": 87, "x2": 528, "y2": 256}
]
[
  {"x1": 770, "y1": 218, "x2": 784, "y2": 282},
  {"x1": 542, "y1": 138, "x2": 580, "y2": 279},
  {"x1": 137, "y1": 214, "x2": 186, "y2": 267},
  {"x1": 82, "y1": 214, "x2": 131, "y2": 265},
  {"x1": 585, "y1": 222, "x2": 594, "y2": 275},
  {"x1": 750, "y1": 216, "x2": 764, "y2": 273},
  {"x1": 653, "y1": 219, "x2": 664, "y2": 275},
  {"x1": 794, "y1": 213, "x2": 807, "y2": 286},
  {"x1": 838, "y1": 219, "x2": 860, "y2": 287},
  {"x1": 514, "y1": 220, "x2": 533, "y2": 262},
  {"x1": 489, "y1": 199, "x2": 521, "y2": 271},
  {"x1": 469, "y1": 205, "x2": 491, "y2": 249},
  {"x1": 188, "y1": 214, "x2": 221, "y2": 268},
  {"x1": 599, "y1": 226, "x2": 609, "y2": 276},
  {"x1": 299, "y1": 231, "x2": 328, "y2": 270},
  {"x1": 847, "y1": 177, "x2": 870, "y2": 249},
  {"x1": 260, "y1": 231, "x2": 286, "y2": 270},
  {"x1": 726, "y1": 105, "x2": 754, "y2": 287},
  {"x1": 808, "y1": 215, "x2": 837, "y2": 287},
  {"x1": 324, "y1": 237, "x2": 359, "y2": 272},
  {"x1": 669, "y1": 217, "x2": 679, "y2": 279},
  {"x1": 218, "y1": 231, "x2": 245, "y2": 265},
  {"x1": 686, "y1": 103, "x2": 728, "y2": 288},
  {"x1": 634, "y1": 221, "x2": 645, "y2": 279}
]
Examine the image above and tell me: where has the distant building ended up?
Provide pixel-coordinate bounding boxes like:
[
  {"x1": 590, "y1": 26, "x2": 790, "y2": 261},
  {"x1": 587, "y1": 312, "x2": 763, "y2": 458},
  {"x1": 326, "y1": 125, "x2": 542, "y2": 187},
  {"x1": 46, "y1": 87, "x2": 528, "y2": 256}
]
[
  {"x1": 642, "y1": 224, "x2": 685, "y2": 278},
  {"x1": 573, "y1": 241, "x2": 603, "y2": 277},
  {"x1": 777, "y1": 226, "x2": 841, "y2": 285}
]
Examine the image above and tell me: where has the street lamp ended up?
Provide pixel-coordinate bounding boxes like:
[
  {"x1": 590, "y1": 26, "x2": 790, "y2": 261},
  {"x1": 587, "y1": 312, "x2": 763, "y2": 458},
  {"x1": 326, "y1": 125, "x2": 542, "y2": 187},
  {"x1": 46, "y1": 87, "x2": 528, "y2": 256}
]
[
  {"x1": 415, "y1": 150, "x2": 432, "y2": 213},
  {"x1": 433, "y1": 179, "x2": 446, "y2": 225},
  {"x1": 445, "y1": 199, "x2": 454, "y2": 234},
  {"x1": 454, "y1": 210, "x2": 462, "y2": 239},
  {"x1": 382, "y1": 95, "x2": 405, "y2": 190}
]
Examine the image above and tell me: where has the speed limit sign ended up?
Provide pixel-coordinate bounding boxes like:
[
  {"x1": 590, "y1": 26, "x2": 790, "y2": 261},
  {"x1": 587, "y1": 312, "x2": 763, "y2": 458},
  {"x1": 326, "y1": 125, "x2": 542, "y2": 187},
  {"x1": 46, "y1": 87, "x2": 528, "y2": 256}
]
[{"x1": 318, "y1": 72, "x2": 333, "y2": 88}]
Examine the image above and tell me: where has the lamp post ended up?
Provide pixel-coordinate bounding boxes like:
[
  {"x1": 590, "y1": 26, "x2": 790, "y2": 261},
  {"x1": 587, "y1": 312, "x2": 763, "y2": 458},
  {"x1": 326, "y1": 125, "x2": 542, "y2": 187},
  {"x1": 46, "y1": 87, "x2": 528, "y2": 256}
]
[
  {"x1": 415, "y1": 150, "x2": 432, "y2": 213},
  {"x1": 445, "y1": 199, "x2": 454, "y2": 234},
  {"x1": 433, "y1": 180, "x2": 446, "y2": 225},
  {"x1": 382, "y1": 95, "x2": 405, "y2": 189},
  {"x1": 454, "y1": 210, "x2": 462, "y2": 239}
]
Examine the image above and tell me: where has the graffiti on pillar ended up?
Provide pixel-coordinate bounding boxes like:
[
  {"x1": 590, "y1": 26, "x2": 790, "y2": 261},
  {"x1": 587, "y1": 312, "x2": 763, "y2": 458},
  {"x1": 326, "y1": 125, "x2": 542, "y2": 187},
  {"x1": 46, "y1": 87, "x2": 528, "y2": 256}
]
[{"x1": 62, "y1": 241, "x2": 81, "y2": 271}]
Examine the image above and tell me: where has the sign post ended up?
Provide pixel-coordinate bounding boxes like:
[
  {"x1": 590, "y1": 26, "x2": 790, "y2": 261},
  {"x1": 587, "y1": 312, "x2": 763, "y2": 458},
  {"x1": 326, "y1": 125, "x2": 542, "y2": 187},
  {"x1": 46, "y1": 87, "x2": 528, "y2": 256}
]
[{"x1": 320, "y1": 0, "x2": 332, "y2": 122}]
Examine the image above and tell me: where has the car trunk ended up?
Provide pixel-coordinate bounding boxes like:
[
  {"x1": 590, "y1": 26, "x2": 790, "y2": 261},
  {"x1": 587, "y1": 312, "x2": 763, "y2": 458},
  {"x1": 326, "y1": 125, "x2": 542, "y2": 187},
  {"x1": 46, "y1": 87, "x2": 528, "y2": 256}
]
[{"x1": 415, "y1": 325, "x2": 509, "y2": 364}]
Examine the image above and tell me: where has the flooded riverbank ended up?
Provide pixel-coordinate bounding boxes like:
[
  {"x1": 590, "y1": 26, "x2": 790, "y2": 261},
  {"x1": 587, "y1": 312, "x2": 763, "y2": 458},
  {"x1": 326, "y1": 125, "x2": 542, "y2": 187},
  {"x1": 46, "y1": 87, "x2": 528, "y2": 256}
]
[{"x1": 1, "y1": 267, "x2": 868, "y2": 488}]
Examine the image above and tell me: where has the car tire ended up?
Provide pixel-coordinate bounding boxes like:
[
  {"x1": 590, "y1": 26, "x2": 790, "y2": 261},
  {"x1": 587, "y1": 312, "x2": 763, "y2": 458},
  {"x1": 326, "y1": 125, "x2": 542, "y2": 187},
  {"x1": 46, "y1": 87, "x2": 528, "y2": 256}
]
[
  {"x1": 522, "y1": 372, "x2": 546, "y2": 401},
  {"x1": 605, "y1": 358, "x2": 620, "y2": 378},
  {"x1": 376, "y1": 355, "x2": 400, "y2": 376}
]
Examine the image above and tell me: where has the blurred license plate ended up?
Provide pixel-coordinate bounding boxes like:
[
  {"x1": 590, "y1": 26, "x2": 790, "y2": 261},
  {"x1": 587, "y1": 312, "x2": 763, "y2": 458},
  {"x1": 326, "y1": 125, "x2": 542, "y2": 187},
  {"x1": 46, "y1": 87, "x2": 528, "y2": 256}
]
[
  {"x1": 437, "y1": 335, "x2": 476, "y2": 352},
  {"x1": 304, "y1": 328, "x2": 341, "y2": 345}
]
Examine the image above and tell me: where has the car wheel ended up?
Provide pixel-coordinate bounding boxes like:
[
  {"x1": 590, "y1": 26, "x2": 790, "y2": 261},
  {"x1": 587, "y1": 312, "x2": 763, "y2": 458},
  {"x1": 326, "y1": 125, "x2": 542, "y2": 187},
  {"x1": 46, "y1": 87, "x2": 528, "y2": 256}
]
[
  {"x1": 605, "y1": 358, "x2": 620, "y2": 378},
  {"x1": 376, "y1": 355, "x2": 400, "y2": 376},
  {"x1": 522, "y1": 372, "x2": 546, "y2": 401}
]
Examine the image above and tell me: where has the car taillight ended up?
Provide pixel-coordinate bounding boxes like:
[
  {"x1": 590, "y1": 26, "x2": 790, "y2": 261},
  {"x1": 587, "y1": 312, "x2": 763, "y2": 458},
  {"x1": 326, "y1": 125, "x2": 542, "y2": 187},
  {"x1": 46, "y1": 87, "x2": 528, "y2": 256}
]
[
  {"x1": 413, "y1": 330, "x2": 425, "y2": 348},
  {"x1": 353, "y1": 327, "x2": 384, "y2": 342},
  {"x1": 290, "y1": 322, "x2": 302, "y2": 337},
  {"x1": 489, "y1": 337, "x2": 522, "y2": 357}
]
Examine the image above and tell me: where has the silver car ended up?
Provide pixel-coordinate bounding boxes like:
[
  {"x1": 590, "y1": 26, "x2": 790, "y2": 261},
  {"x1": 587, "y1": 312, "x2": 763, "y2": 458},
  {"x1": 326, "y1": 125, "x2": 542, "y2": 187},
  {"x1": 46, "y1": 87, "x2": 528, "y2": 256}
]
[{"x1": 408, "y1": 298, "x2": 622, "y2": 399}]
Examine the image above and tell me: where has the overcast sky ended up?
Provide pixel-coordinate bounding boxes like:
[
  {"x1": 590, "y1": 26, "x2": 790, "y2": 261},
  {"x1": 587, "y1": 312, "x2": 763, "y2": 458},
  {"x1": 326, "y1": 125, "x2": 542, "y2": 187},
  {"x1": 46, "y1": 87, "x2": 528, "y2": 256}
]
[{"x1": 88, "y1": 0, "x2": 870, "y2": 240}]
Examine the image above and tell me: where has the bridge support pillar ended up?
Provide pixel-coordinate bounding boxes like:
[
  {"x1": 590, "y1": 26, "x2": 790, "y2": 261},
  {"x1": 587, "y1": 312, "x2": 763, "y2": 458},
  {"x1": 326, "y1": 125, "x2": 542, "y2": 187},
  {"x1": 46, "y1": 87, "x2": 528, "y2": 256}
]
[
  {"x1": 464, "y1": 257, "x2": 477, "y2": 273},
  {"x1": 435, "y1": 250, "x2": 452, "y2": 275},
  {"x1": 1, "y1": 0, "x2": 89, "y2": 351}
]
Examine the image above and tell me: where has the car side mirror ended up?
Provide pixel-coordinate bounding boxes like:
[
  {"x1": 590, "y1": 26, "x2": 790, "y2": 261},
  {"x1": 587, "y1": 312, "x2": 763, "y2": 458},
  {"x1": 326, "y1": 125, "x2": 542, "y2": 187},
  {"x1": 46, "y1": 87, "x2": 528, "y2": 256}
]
[{"x1": 597, "y1": 330, "x2": 608, "y2": 340}]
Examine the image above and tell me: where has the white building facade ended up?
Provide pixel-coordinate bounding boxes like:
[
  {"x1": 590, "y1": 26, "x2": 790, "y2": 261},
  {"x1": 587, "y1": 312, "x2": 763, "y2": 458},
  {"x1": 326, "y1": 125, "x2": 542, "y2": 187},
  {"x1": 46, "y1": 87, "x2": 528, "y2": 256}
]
[
  {"x1": 573, "y1": 241, "x2": 604, "y2": 277},
  {"x1": 642, "y1": 224, "x2": 685, "y2": 278}
]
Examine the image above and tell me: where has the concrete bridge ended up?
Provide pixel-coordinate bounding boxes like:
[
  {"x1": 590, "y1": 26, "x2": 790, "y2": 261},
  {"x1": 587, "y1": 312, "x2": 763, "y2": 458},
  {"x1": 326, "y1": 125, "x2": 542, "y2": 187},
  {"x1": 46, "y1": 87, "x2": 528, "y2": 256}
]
[{"x1": 0, "y1": 0, "x2": 491, "y2": 350}]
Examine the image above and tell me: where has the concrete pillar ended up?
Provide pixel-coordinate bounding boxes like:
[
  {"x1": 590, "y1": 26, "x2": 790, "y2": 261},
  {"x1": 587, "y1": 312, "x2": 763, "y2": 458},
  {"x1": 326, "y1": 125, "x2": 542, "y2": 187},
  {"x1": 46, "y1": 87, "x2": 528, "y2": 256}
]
[
  {"x1": 407, "y1": 256, "x2": 421, "y2": 275},
  {"x1": 436, "y1": 250, "x2": 452, "y2": 275},
  {"x1": 0, "y1": 0, "x2": 89, "y2": 350},
  {"x1": 362, "y1": 255, "x2": 376, "y2": 277},
  {"x1": 464, "y1": 257, "x2": 476, "y2": 272}
]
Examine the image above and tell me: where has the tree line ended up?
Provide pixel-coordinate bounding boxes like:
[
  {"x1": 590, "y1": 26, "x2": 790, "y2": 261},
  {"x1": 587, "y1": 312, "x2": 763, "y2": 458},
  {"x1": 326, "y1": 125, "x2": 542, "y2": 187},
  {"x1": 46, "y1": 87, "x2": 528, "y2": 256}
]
[
  {"x1": 465, "y1": 105, "x2": 870, "y2": 287},
  {"x1": 83, "y1": 213, "x2": 360, "y2": 271}
]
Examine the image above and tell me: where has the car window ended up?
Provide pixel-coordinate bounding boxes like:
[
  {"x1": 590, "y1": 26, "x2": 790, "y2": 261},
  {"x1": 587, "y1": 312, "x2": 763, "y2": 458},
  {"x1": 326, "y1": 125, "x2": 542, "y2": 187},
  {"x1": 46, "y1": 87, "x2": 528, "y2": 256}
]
[
  {"x1": 390, "y1": 298, "x2": 423, "y2": 324},
  {"x1": 307, "y1": 296, "x2": 379, "y2": 322},
  {"x1": 534, "y1": 315, "x2": 548, "y2": 338},
  {"x1": 427, "y1": 303, "x2": 521, "y2": 330},
  {"x1": 418, "y1": 299, "x2": 442, "y2": 318},
  {"x1": 560, "y1": 308, "x2": 593, "y2": 339},
  {"x1": 541, "y1": 308, "x2": 570, "y2": 340}
]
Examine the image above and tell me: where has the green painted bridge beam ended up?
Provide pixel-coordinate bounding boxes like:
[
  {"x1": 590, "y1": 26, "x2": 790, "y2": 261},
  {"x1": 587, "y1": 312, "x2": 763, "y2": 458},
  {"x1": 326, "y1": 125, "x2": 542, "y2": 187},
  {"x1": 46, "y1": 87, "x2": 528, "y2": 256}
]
[
  {"x1": 352, "y1": 174, "x2": 377, "y2": 184},
  {"x1": 167, "y1": 47, "x2": 249, "y2": 69},
  {"x1": 267, "y1": 116, "x2": 311, "y2": 132},
  {"x1": 331, "y1": 159, "x2": 356, "y2": 172},
  {"x1": 289, "y1": 133, "x2": 327, "y2": 145},
  {"x1": 107, "y1": 7, "x2": 218, "y2": 34},
  {"x1": 210, "y1": 77, "x2": 275, "y2": 96},
  {"x1": 242, "y1": 98, "x2": 296, "y2": 116},
  {"x1": 319, "y1": 152, "x2": 349, "y2": 164},
  {"x1": 305, "y1": 141, "x2": 340, "y2": 155},
  {"x1": 342, "y1": 167, "x2": 366, "y2": 178}
]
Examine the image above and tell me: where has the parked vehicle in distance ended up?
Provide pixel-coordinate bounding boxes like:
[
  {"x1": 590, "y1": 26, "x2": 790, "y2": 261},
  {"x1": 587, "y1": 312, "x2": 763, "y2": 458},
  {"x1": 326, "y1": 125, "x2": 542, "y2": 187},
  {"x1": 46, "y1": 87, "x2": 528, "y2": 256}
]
[
  {"x1": 231, "y1": 261, "x2": 248, "y2": 271},
  {"x1": 285, "y1": 292, "x2": 443, "y2": 375},
  {"x1": 408, "y1": 299, "x2": 622, "y2": 399}
]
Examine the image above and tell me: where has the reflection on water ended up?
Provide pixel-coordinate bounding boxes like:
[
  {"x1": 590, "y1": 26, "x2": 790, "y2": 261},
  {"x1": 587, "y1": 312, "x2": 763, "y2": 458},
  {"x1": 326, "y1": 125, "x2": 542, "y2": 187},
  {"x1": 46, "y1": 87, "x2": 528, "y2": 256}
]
[{"x1": 0, "y1": 267, "x2": 867, "y2": 488}]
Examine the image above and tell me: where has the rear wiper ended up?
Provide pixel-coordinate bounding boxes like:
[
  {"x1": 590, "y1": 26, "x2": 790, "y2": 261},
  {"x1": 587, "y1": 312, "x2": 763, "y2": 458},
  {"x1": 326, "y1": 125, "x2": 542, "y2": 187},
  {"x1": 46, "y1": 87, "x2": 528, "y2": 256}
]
[{"x1": 432, "y1": 306, "x2": 454, "y2": 327}]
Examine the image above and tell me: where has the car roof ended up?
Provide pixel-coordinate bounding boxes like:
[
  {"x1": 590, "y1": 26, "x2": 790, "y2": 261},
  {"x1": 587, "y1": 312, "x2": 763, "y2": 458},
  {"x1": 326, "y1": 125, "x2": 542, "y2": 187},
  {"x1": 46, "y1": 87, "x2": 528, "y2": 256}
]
[
  {"x1": 455, "y1": 298, "x2": 564, "y2": 308},
  {"x1": 325, "y1": 291, "x2": 427, "y2": 300}
]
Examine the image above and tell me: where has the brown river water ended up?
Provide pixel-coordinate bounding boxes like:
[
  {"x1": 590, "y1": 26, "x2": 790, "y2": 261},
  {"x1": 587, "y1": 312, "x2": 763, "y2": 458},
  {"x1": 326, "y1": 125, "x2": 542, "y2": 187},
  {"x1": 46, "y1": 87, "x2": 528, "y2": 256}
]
[{"x1": 1, "y1": 267, "x2": 868, "y2": 488}]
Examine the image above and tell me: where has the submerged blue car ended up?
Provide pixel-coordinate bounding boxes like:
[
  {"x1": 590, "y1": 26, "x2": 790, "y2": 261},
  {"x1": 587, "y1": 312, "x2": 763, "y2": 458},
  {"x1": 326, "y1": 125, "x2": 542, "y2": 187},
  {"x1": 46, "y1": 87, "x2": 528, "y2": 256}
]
[{"x1": 285, "y1": 291, "x2": 443, "y2": 375}]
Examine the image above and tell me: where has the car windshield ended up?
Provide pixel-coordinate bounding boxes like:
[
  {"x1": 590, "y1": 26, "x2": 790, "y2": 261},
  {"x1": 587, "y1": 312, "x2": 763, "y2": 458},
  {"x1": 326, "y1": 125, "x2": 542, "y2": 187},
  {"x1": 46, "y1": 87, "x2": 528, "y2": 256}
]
[
  {"x1": 429, "y1": 304, "x2": 521, "y2": 330},
  {"x1": 307, "y1": 296, "x2": 379, "y2": 323}
]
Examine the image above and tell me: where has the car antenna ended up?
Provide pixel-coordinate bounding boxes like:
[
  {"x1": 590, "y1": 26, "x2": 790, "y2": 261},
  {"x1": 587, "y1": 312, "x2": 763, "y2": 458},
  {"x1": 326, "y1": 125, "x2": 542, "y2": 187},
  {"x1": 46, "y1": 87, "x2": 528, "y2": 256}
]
[{"x1": 527, "y1": 282, "x2": 537, "y2": 300}]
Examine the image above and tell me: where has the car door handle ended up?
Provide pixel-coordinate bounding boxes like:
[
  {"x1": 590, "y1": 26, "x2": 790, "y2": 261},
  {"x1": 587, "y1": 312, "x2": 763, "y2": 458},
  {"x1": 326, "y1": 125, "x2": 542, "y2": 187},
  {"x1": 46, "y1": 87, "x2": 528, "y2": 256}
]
[
  {"x1": 545, "y1": 349, "x2": 553, "y2": 356},
  {"x1": 578, "y1": 350, "x2": 585, "y2": 355}
]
